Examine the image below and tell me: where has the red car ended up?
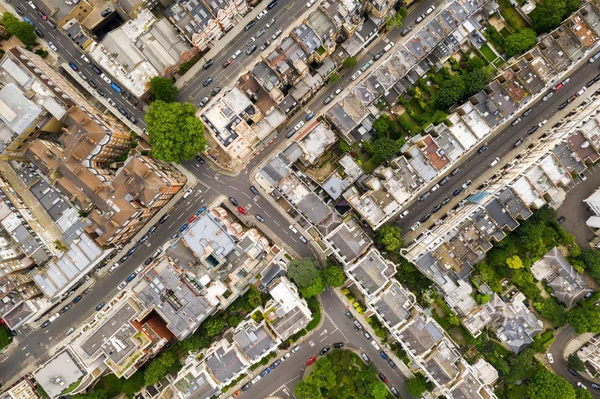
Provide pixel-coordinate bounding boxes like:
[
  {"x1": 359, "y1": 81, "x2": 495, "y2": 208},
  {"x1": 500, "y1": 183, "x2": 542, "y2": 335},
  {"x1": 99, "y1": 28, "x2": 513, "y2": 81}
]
[
  {"x1": 554, "y1": 83, "x2": 563, "y2": 92},
  {"x1": 378, "y1": 373, "x2": 388, "y2": 383},
  {"x1": 306, "y1": 356, "x2": 317, "y2": 366},
  {"x1": 238, "y1": 206, "x2": 248, "y2": 215},
  {"x1": 222, "y1": 59, "x2": 232, "y2": 68},
  {"x1": 188, "y1": 215, "x2": 197, "y2": 223}
]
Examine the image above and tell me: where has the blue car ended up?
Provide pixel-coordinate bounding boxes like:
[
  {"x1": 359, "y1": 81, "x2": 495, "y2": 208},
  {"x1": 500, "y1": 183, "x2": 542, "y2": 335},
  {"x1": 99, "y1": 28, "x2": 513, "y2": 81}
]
[
  {"x1": 271, "y1": 360, "x2": 281, "y2": 369},
  {"x1": 126, "y1": 247, "x2": 137, "y2": 256},
  {"x1": 69, "y1": 62, "x2": 78, "y2": 71},
  {"x1": 380, "y1": 351, "x2": 388, "y2": 360},
  {"x1": 259, "y1": 370, "x2": 269, "y2": 378},
  {"x1": 305, "y1": 112, "x2": 315, "y2": 121},
  {"x1": 179, "y1": 224, "x2": 188, "y2": 232},
  {"x1": 23, "y1": 16, "x2": 33, "y2": 24},
  {"x1": 111, "y1": 82, "x2": 122, "y2": 93},
  {"x1": 125, "y1": 273, "x2": 136, "y2": 283},
  {"x1": 196, "y1": 207, "x2": 206, "y2": 216}
]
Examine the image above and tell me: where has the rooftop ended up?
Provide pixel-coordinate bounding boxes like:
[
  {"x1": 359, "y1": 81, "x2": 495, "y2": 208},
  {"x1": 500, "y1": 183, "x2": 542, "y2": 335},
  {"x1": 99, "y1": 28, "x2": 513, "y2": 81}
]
[
  {"x1": 205, "y1": 344, "x2": 246, "y2": 384},
  {"x1": 347, "y1": 248, "x2": 390, "y2": 297},
  {"x1": 398, "y1": 314, "x2": 443, "y2": 357},
  {"x1": 233, "y1": 321, "x2": 277, "y2": 362},
  {"x1": 34, "y1": 349, "x2": 86, "y2": 398},
  {"x1": 370, "y1": 281, "x2": 414, "y2": 330},
  {"x1": 325, "y1": 217, "x2": 372, "y2": 265}
]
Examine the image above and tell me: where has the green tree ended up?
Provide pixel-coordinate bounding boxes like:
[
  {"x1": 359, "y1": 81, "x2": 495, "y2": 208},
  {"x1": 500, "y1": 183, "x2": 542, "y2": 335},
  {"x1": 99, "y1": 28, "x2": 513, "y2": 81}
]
[
  {"x1": 308, "y1": 357, "x2": 337, "y2": 389},
  {"x1": 506, "y1": 255, "x2": 524, "y2": 269},
  {"x1": 372, "y1": 137, "x2": 400, "y2": 161},
  {"x1": 535, "y1": 297, "x2": 567, "y2": 327},
  {"x1": 568, "y1": 353, "x2": 586, "y2": 373},
  {"x1": 463, "y1": 69, "x2": 490, "y2": 97},
  {"x1": 474, "y1": 293, "x2": 491, "y2": 305},
  {"x1": 581, "y1": 250, "x2": 600, "y2": 282},
  {"x1": 145, "y1": 101, "x2": 206, "y2": 163},
  {"x1": 372, "y1": 114, "x2": 393, "y2": 136},
  {"x1": 576, "y1": 388, "x2": 594, "y2": 399},
  {"x1": 568, "y1": 307, "x2": 600, "y2": 334},
  {"x1": 433, "y1": 75, "x2": 466, "y2": 110},
  {"x1": 528, "y1": 369, "x2": 576, "y2": 399},
  {"x1": 287, "y1": 258, "x2": 320, "y2": 289},
  {"x1": 516, "y1": 220, "x2": 545, "y2": 253},
  {"x1": 246, "y1": 285, "x2": 262, "y2": 309},
  {"x1": 337, "y1": 140, "x2": 350, "y2": 153},
  {"x1": 321, "y1": 264, "x2": 346, "y2": 287},
  {"x1": 294, "y1": 381, "x2": 322, "y2": 399},
  {"x1": 328, "y1": 73, "x2": 340, "y2": 84},
  {"x1": 385, "y1": 11, "x2": 404, "y2": 31},
  {"x1": 466, "y1": 56, "x2": 485, "y2": 71},
  {"x1": 2, "y1": 13, "x2": 36, "y2": 46},
  {"x1": 144, "y1": 351, "x2": 177, "y2": 386},
  {"x1": 203, "y1": 317, "x2": 225, "y2": 337},
  {"x1": 376, "y1": 225, "x2": 404, "y2": 251},
  {"x1": 122, "y1": 371, "x2": 145, "y2": 396},
  {"x1": 73, "y1": 390, "x2": 108, "y2": 399},
  {"x1": 530, "y1": 0, "x2": 568, "y2": 34},
  {"x1": 406, "y1": 374, "x2": 429, "y2": 397},
  {"x1": 506, "y1": 348, "x2": 535, "y2": 384},
  {"x1": 149, "y1": 77, "x2": 178, "y2": 102},
  {"x1": 369, "y1": 380, "x2": 388, "y2": 399},
  {"x1": 300, "y1": 275, "x2": 324, "y2": 298},
  {"x1": 504, "y1": 29, "x2": 538, "y2": 56},
  {"x1": 342, "y1": 57, "x2": 357, "y2": 69}
]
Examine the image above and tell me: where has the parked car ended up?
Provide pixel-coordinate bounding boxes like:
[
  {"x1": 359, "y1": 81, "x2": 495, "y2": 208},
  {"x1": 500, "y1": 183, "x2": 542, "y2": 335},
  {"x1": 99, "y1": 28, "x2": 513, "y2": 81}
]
[
  {"x1": 95, "y1": 302, "x2": 105, "y2": 311},
  {"x1": 324, "y1": 94, "x2": 335, "y2": 104},
  {"x1": 41, "y1": 321, "x2": 51, "y2": 329},
  {"x1": 511, "y1": 117, "x2": 521, "y2": 126},
  {"x1": 344, "y1": 309, "x2": 352, "y2": 318},
  {"x1": 211, "y1": 87, "x2": 221, "y2": 96},
  {"x1": 203, "y1": 59, "x2": 214, "y2": 69},
  {"x1": 229, "y1": 197, "x2": 239, "y2": 206},
  {"x1": 353, "y1": 320, "x2": 363, "y2": 330},
  {"x1": 419, "y1": 213, "x2": 431, "y2": 223},
  {"x1": 514, "y1": 138, "x2": 524, "y2": 147},
  {"x1": 306, "y1": 356, "x2": 317, "y2": 365},
  {"x1": 246, "y1": 44, "x2": 257, "y2": 55},
  {"x1": 371, "y1": 340, "x2": 381, "y2": 350},
  {"x1": 271, "y1": 29, "x2": 283, "y2": 40},
  {"x1": 557, "y1": 216, "x2": 566, "y2": 224},
  {"x1": 401, "y1": 25, "x2": 413, "y2": 36},
  {"x1": 240, "y1": 382, "x2": 252, "y2": 392},
  {"x1": 202, "y1": 77, "x2": 213, "y2": 87},
  {"x1": 101, "y1": 8, "x2": 112, "y2": 16},
  {"x1": 380, "y1": 351, "x2": 388, "y2": 360},
  {"x1": 333, "y1": 342, "x2": 344, "y2": 348},
  {"x1": 292, "y1": 345, "x2": 301, "y2": 353},
  {"x1": 453, "y1": 187, "x2": 463, "y2": 196},
  {"x1": 478, "y1": 145, "x2": 487, "y2": 153},
  {"x1": 410, "y1": 222, "x2": 421, "y2": 231},
  {"x1": 378, "y1": 373, "x2": 388, "y2": 383},
  {"x1": 527, "y1": 126, "x2": 539, "y2": 134},
  {"x1": 547, "y1": 353, "x2": 554, "y2": 363},
  {"x1": 73, "y1": 295, "x2": 82, "y2": 303},
  {"x1": 361, "y1": 353, "x2": 370, "y2": 363},
  {"x1": 159, "y1": 214, "x2": 170, "y2": 224},
  {"x1": 388, "y1": 360, "x2": 397, "y2": 369},
  {"x1": 244, "y1": 20, "x2": 256, "y2": 31},
  {"x1": 237, "y1": 206, "x2": 248, "y2": 215},
  {"x1": 542, "y1": 92, "x2": 554, "y2": 101}
]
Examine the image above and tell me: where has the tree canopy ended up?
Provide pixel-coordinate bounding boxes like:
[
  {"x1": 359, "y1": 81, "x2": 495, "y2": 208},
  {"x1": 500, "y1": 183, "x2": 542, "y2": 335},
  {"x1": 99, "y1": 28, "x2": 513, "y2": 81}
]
[
  {"x1": 433, "y1": 75, "x2": 466, "y2": 110},
  {"x1": 287, "y1": 258, "x2": 320, "y2": 289},
  {"x1": 568, "y1": 306, "x2": 600, "y2": 334},
  {"x1": 506, "y1": 255, "x2": 523, "y2": 269},
  {"x1": 406, "y1": 374, "x2": 429, "y2": 398},
  {"x1": 568, "y1": 353, "x2": 586, "y2": 373},
  {"x1": 372, "y1": 137, "x2": 401, "y2": 161},
  {"x1": 581, "y1": 250, "x2": 600, "y2": 282},
  {"x1": 342, "y1": 57, "x2": 357, "y2": 69},
  {"x1": 528, "y1": 369, "x2": 576, "y2": 399},
  {"x1": 504, "y1": 29, "x2": 538, "y2": 56},
  {"x1": 376, "y1": 225, "x2": 404, "y2": 252},
  {"x1": 529, "y1": 0, "x2": 580, "y2": 34},
  {"x1": 535, "y1": 297, "x2": 567, "y2": 327},
  {"x1": 2, "y1": 13, "x2": 36, "y2": 46},
  {"x1": 576, "y1": 388, "x2": 594, "y2": 399},
  {"x1": 149, "y1": 77, "x2": 178, "y2": 102},
  {"x1": 321, "y1": 264, "x2": 347, "y2": 287},
  {"x1": 145, "y1": 101, "x2": 206, "y2": 163}
]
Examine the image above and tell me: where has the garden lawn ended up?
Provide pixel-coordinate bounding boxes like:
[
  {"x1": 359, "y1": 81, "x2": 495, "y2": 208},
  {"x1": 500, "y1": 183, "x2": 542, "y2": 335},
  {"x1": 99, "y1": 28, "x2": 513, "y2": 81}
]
[
  {"x1": 498, "y1": 0, "x2": 530, "y2": 30},
  {"x1": 479, "y1": 44, "x2": 497, "y2": 63}
]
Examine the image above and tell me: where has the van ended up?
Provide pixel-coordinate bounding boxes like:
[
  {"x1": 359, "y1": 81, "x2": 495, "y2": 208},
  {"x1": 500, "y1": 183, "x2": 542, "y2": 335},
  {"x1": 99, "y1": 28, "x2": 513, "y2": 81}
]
[
  {"x1": 48, "y1": 313, "x2": 60, "y2": 323},
  {"x1": 489, "y1": 157, "x2": 500, "y2": 167},
  {"x1": 383, "y1": 42, "x2": 394, "y2": 52}
]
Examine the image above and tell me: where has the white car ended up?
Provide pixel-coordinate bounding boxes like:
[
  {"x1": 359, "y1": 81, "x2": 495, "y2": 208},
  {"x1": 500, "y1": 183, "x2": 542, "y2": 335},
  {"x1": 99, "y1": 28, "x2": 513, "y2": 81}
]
[
  {"x1": 107, "y1": 98, "x2": 117, "y2": 107},
  {"x1": 410, "y1": 222, "x2": 420, "y2": 231},
  {"x1": 134, "y1": 265, "x2": 145, "y2": 274},
  {"x1": 100, "y1": 73, "x2": 112, "y2": 84},
  {"x1": 151, "y1": 248, "x2": 163, "y2": 258},
  {"x1": 577, "y1": 382, "x2": 587, "y2": 389},
  {"x1": 546, "y1": 353, "x2": 554, "y2": 363},
  {"x1": 577, "y1": 86, "x2": 587, "y2": 96},
  {"x1": 289, "y1": 224, "x2": 298, "y2": 234},
  {"x1": 109, "y1": 263, "x2": 120, "y2": 272},
  {"x1": 251, "y1": 375, "x2": 261, "y2": 384},
  {"x1": 256, "y1": 10, "x2": 268, "y2": 19},
  {"x1": 232, "y1": 49, "x2": 243, "y2": 60},
  {"x1": 399, "y1": 210, "x2": 409, "y2": 218},
  {"x1": 291, "y1": 345, "x2": 301, "y2": 353},
  {"x1": 118, "y1": 281, "x2": 127, "y2": 290},
  {"x1": 48, "y1": 42, "x2": 58, "y2": 52},
  {"x1": 281, "y1": 352, "x2": 291, "y2": 361},
  {"x1": 81, "y1": 54, "x2": 91, "y2": 64},
  {"x1": 351, "y1": 70, "x2": 362, "y2": 80},
  {"x1": 335, "y1": 86, "x2": 343, "y2": 95},
  {"x1": 306, "y1": 0, "x2": 316, "y2": 7},
  {"x1": 294, "y1": 121, "x2": 305, "y2": 131},
  {"x1": 542, "y1": 92, "x2": 553, "y2": 101},
  {"x1": 425, "y1": 5, "x2": 435, "y2": 14},
  {"x1": 265, "y1": 18, "x2": 275, "y2": 28},
  {"x1": 537, "y1": 119, "x2": 547, "y2": 127},
  {"x1": 371, "y1": 340, "x2": 381, "y2": 351}
]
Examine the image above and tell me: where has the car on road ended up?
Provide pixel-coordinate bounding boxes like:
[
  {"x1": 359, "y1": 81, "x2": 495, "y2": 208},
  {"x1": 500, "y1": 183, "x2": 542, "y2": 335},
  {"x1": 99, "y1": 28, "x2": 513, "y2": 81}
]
[
  {"x1": 514, "y1": 138, "x2": 524, "y2": 147},
  {"x1": 410, "y1": 221, "x2": 420, "y2": 231},
  {"x1": 373, "y1": 51, "x2": 383, "y2": 61},
  {"x1": 390, "y1": 387, "x2": 401, "y2": 397},
  {"x1": 272, "y1": 29, "x2": 283, "y2": 40},
  {"x1": 95, "y1": 88, "x2": 106, "y2": 97},
  {"x1": 211, "y1": 87, "x2": 221, "y2": 96},
  {"x1": 388, "y1": 360, "x2": 397, "y2": 369},
  {"x1": 319, "y1": 345, "x2": 331, "y2": 356},
  {"x1": 353, "y1": 320, "x2": 363, "y2": 330},
  {"x1": 47, "y1": 41, "x2": 58, "y2": 52},
  {"x1": 527, "y1": 126, "x2": 538, "y2": 134},
  {"x1": 344, "y1": 309, "x2": 352, "y2": 318},
  {"x1": 125, "y1": 273, "x2": 136, "y2": 283},
  {"x1": 306, "y1": 356, "x2": 317, "y2": 365},
  {"x1": 334, "y1": 86, "x2": 343, "y2": 95},
  {"x1": 266, "y1": 17, "x2": 275, "y2": 28},
  {"x1": 249, "y1": 185, "x2": 260, "y2": 196},
  {"x1": 73, "y1": 295, "x2": 82, "y2": 303},
  {"x1": 363, "y1": 331, "x2": 372, "y2": 340},
  {"x1": 41, "y1": 320, "x2": 51, "y2": 329},
  {"x1": 292, "y1": 345, "x2": 301, "y2": 353},
  {"x1": 238, "y1": 206, "x2": 248, "y2": 215},
  {"x1": 268, "y1": 0, "x2": 279, "y2": 8},
  {"x1": 542, "y1": 92, "x2": 554, "y2": 101},
  {"x1": 202, "y1": 77, "x2": 213, "y2": 87},
  {"x1": 118, "y1": 281, "x2": 127, "y2": 290},
  {"x1": 351, "y1": 70, "x2": 362, "y2": 80},
  {"x1": 462, "y1": 180, "x2": 472, "y2": 189},
  {"x1": 324, "y1": 94, "x2": 335, "y2": 104},
  {"x1": 380, "y1": 351, "x2": 388, "y2": 360},
  {"x1": 144, "y1": 257, "x2": 154, "y2": 266},
  {"x1": 111, "y1": 82, "x2": 122, "y2": 93},
  {"x1": 257, "y1": 9, "x2": 267, "y2": 19},
  {"x1": 538, "y1": 119, "x2": 547, "y2": 127},
  {"x1": 305, "y1": 111, "x2": 314, "y2": 121},
  {"x1": 521, "y1": 109, "x2": 533, "y2": 118},
  {"x1": 256, "y1": 28, "x2": 266, "y2": 38},
  {"x1": 371, "y1": 340, "x2": 381, "y2": 350},
  {"x1": 69, "y1": 62, "x2": 79, "y2": 71},
  {"x1": 418, "y1": 192, "x2": 430, "y2": 201},
  {"x1": 489, "y1": 157, "x2": 500, "y2": 168},
  {"x1": 453, "y1": 187, "x2": 463, "y2": 196},
  {"x1": 81, "y1": 55, "x2": 91, "y2": 64},
  {"x1": 415, "y1": 14, "x2": 425, "y2": 23},
  {"x1": 568, "y1": 369, "x2": 579, "y2": 376},
  {"x1": 61, "y1": 304, "x2": 72, "y2": 313},
  {"x1": 281, "y1": 352, "x2": 291, "y2": 361},
  {"x1": 558, "y1": 101, "x2": 568, "y2": 110},
  {"x1": 431, "y1": 204, "x2": 442, "y2": 213},
  {"x1": 546, "y1": 353, "x2": 554, "y2": 363},
  {"x1": 577, "y1": 382, "x2": 587, "y2": 389},
  {"x1": 244, "y1": 20, "x2": 256, "y2": 31},
  {"x1": 117, "y1": 106, "x2": 127, "y2": 116},
  {"x1": 554, "y1": 83, "x2": 564, "y2": 91},
  {"x1": 426, "y1": 5, "x2": 435, "y2": 14},
  {"x1": 557, "y1": 216, "x2": 566, "y2": 224},
  {"x1": 229, "y1": 197, "x2": 239, "y2": 206},
  {"x1": 159, "y1": 214, "x2": 170, "y2": 224},
  {"x1": 109, "y1": 263, "x2": 120, "y2": 272},
  {"x1": 577, "y1": 86, "x2": 587, "y2": 96},
  {"x1": 246, "y1": 44, "x2": 257, "y2": 55},
  {"x1": 294, "y1": 121, "x2": 305, "y2": 131},
  {"x1": 271, "y1": 360, "x2": 282, "y2": 368},
  {"x1": 591, "y1": 383, "x2": 600, "y2": 390},
  {"x1": 478, "y1": 144, "x2": 487, "y2": 153},
  {"x1": 222, "y1": 59, "x2": 232, "y2": 68},
  {"x1": 401, "y1": 25, "x2": 413, "y2": 36},
  {"x1": 378, "y1": 373, "x2": 388, "y2": 383},
  {"x1": 240, "y1": 382, "x2": 252, "y2": 391},
  {"x1": 33, "y1": 27, "x2": 44, "y2": 38},
  {"x1": 65, "y1": 327, "x2": 75, "y2": 336},
  {"x1": 95, "y1": 302, "x2": 105, "y2": 311},
  {"x1": 202, "y1": 59, "x2": 214, "y2": 70},
  {"x1": 511, "y1": 117, "x2": 521, "y2": 126},
  {"x1": 306, "y1": 0, "x2": 316, "y2": 6},
  {"x1": 580, "y1": 172, "x2": 588, "y2": 181},
  {"x1": 107, "y1": 98, "x2": 117, "y2": 107},
  {"x1": 361, "y1": 353, "x2": 370, "y2": 363},
  {"x1": 232, "y1": 49, "x2": 243, "y2": 59},
  {"x1": 260, "y1": 40, "x2": 271, "y2": 51},
  {"x1": 246, "y1": 37, "x2": 256, "y2": 46},
  {"x1": 255, "y1": 214, "x2": 265, "y2": 223},
  {"x1": 198, "y1": 97, "x2": 210, "y2": 108},
  {"x1": 15, "y1": 7, "x2": 24, "y2": 15},
  {"x1": 334, "y1": 342, "x2": 344, "y2": 348},
  {"x1": 179, "y1": 224, "x2": 188, "y2": 232},
  {"x1": 259, "y1": 370, "x2": 269, "y2": 377}
]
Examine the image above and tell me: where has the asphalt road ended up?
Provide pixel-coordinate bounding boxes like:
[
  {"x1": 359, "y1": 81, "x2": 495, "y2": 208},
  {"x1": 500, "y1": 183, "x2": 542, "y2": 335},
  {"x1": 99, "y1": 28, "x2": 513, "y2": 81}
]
[
  {"x1": 396, "y1": 53, "x2": 600, "y2": 235},
  {"x1": 237, "y1": 289, "x2": 412, "y2": 399},
  {"x1": 9, "y1": 0, "x2": 147, "y2": 127},
  {"x1": 549, "y1": 326, "x2": 600, "y2": 398}
]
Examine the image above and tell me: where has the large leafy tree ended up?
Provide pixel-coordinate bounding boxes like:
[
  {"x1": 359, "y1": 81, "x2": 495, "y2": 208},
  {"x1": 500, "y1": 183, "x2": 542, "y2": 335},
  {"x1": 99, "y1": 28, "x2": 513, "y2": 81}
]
[
  {"x1": 577, "y1": 388, "x2": 594, "y2": 399},
  {"x1": 246, "y1": 285, "x2": 262, "y2": 308},
  {"x1": 506, "y1": 255, "x2": 524, "y2": 269},
  {"x1": 528, "y1": 369, "x2": 576, "y2": 399},
  {"x1": 581, "y1": 250, "x2": 600, "y2": 282},
  {"x1": 504, "y1": 29, "x2": 538, "y2": 56},
  {"x1": 372, "y1": 137, "x2": 401, "y2": 161},
  {"x1": 287, "y1": 258, "x2": 320, "y2": 289},
  {"x1": 506, "y1": 348, "x2": 535, "y2": 384},
  {"x1": 321, "y1": 264, "x2": 346, "y2": 287},
  {"x1": 463, "y1": 69, "x2": 490, "y2": 97},
  {"x1": 300, "y1": 275, "x2": 324, "y2": 298},
  {"x1": 203, "y1": 317, "x2": 225, "y2": 337},
  {"x1": 149, "y1": 77, "x2": 178, "y2": 102},
  {"x1": 530, "y1": 0, "x2": 578, "y2": 34},
  {"x1": 376, "y1": 225, "x2": 404, "y2": 252},
  {"x1": 568, "y1": 306, "x2": 600, "y2": 334},
  {"x1": 2, "y1": 13, "x2": 36, "y2": 46},
  {"x1": 294, "y1": 381, "x2": 322, "y2": 399},
  {"x1": 145, "y1": 101, "x2": 206, "y2": 163},
  {"x1": 535, "y1": 297, "x2": 567, "y2": 327},
  {"x1": 433, "y1": 75, "x2": 466, "y2": 110},
  {"x1": 568, "y1": 353, "x2": 586, "y2": 372},
  {"x1": 406, "y1": 374, "x2": 429, "y2": 397},
  {"x1": 144, "y1": 351, "x2": 178, "y2": 386}
]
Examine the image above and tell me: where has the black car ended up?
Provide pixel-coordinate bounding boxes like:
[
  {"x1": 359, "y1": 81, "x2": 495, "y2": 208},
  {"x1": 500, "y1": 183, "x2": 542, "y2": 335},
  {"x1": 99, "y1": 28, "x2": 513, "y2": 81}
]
[
  {"x1": 478, "y1": 145, "x2": 487, "y2": 153},
  {"x1": 144, "y1": 257, "x2": 153, "y2": 265},
  {"x1": 15, "y1": 6, "x2": 23, "y2": 15},
  {"x1": 453, "y1": 187, "x2": 463, "y2": 196},
  {"x1": 203, "y1": 59, "x2": 214, "y2": 69},
  {"x1": 363, "y1": 331, "x2": 372, "y2": 340},
  {"x1": 418, "y1": 192, "x2": 430, "y2": 201},
  {"x1": 211, "y1": 87, "x2": 221, "y2": 96},
  {"x1": 159, "y1": 214, "x2": 170, "y2": 224},
  {"x1": 250, "y1": 185, "x2": 260, "y2": 195},
  {"x1": 514, "y1": 138, "x2": 524, "y2": 147},
  {"x1": 118, "y1": 107, "x2": 127, "y2": 116},
  {"x1": 34, "y1": 28, "x2": 44, "y2": 38},
  {"x1": 244, "y1": 20, "x2": 256, "y2": 31},
  {"x1": 88, "y1": 80, "x2": 97, "y2": 88},
  {"x1": 61, "y1": 304, "x2": 72, "y2": 313},
  {"x1": 246, "y1": 44, "x2": 257, "y2": 55},
  {"x1": 101, "y1": 8, "x2": 112, "y2": 17},
  {"x1": 41, "y1": 320, "x2": 51, "y2": 329},
  {"x1": 255, "y1": 214, "x2": 265, "y2": 223},
  {"x1": 241, "y1": 382, "x2": 253, "y2": 391},
  {"x1": 229, "y1": 197, "x2": 239, "y2": 206},
  {"x1": 126, "y1": 247, "x2": 137, "y2": 256},
  {"x1": 127, "y1": 115, "x2": 137, "y2": 124},
  {"x1": 344, "y1": 309, "x2": 352, "y2": 318},
  {"x1": 522, "y1": 108, "x2": 533, "y2": 117},
  {"x1": 586, "y1": 78, "x2": 596, "y2": 87},
  {"x1": 91, "y1": 64, "x2": 101, "y2": 74},
  {"x1": 95, "y1": 302, "x2": 105, "y2": 311},
  {"x1": 72, "y1": 295, "x2": 82, "y2": 303},
  {"x1": 202, "y1": 77, "x2": 213, "y2": 87},
  {"x1": 119, "y1": 255, "x2": 129, "y2": 263},
  {"x1": 439, "y1": 176, "x2": 450, "y2": 185},
  {"x1": 527, "y1": 126, "x2": 538, "y2": 134},
  {"x1": 558, "y1": 101, "x2": 568, "y2": 110},
  {"x1": 319, "y1": 345, "x2": 331, "y2": 355},
  {"x1": 373, "y1": 51, "x2": 383, "y2": 60},
  {"x1": 333, "y1": 342, "x2": 345, "y2": 348},
  {"x1": 97, "y1": 88, "x2": 106, "y2": 97},
  {"x1": 148, "y1": 226, "x2": 157, "y2": 235},
  {"x1": 419, "y1": 213, "x2": 431, "y2": 223},
  {"x1": 431, "y1": 204, "x2": 442, "y2": 213},
  {"x1": 451, "y1": 168, "x2": 460, "y2": 176},
  {"x1": 557, "y1": 216, "x2": 566, "y2": 224},
  {"x1": 195, "y1": 155, "x2": 205, "y2": 164},
  {"x1": 568, "y1": 369, "x2": 579, "y2": 376}
]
